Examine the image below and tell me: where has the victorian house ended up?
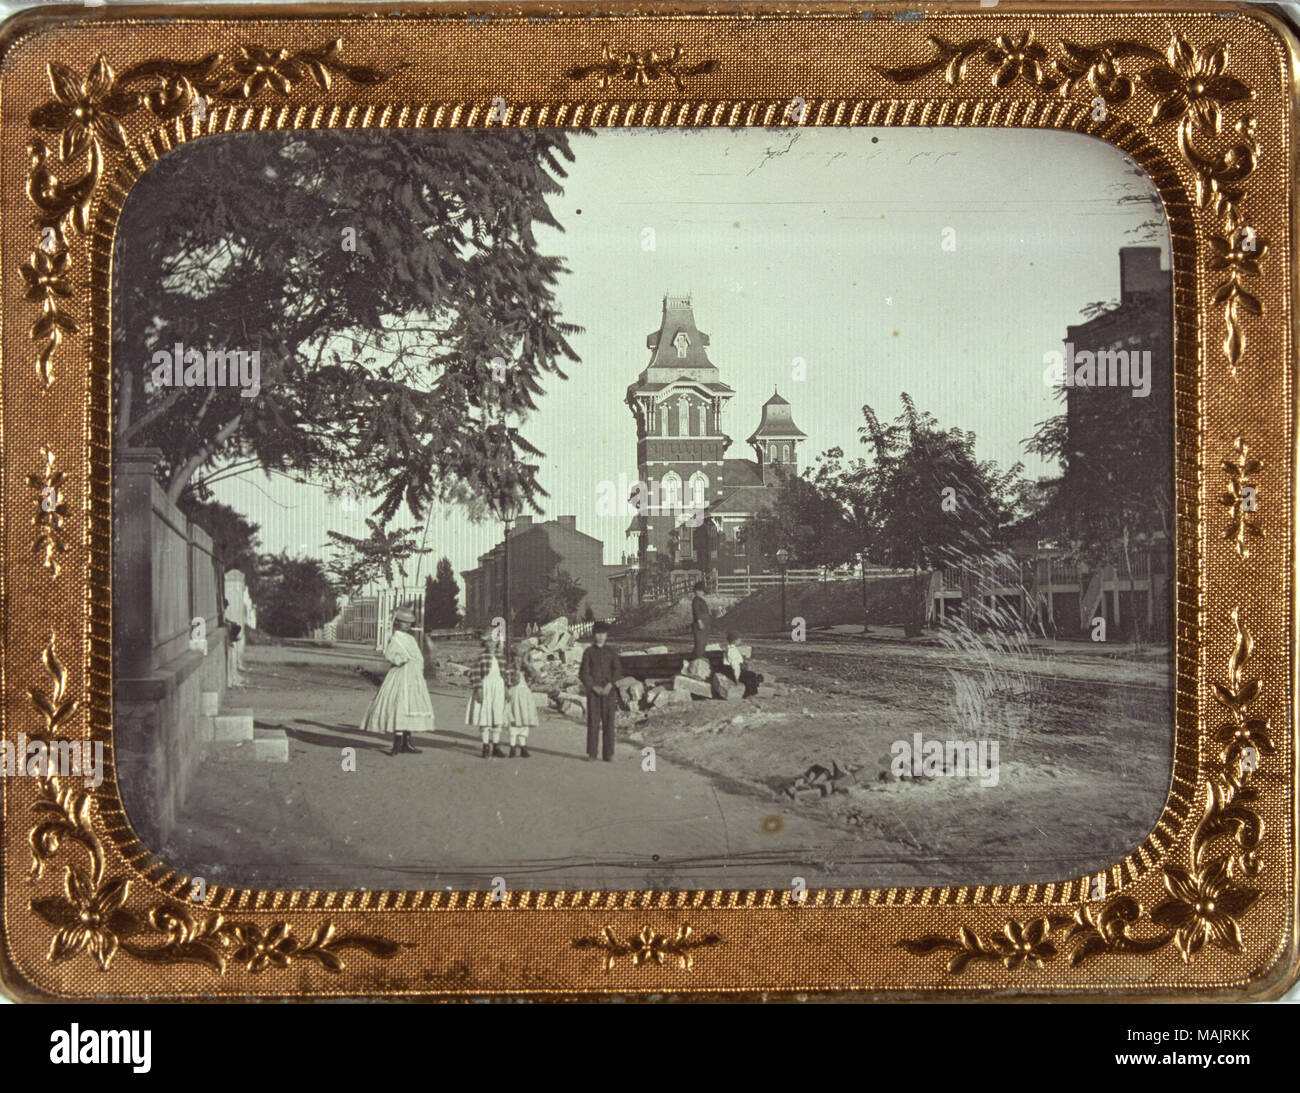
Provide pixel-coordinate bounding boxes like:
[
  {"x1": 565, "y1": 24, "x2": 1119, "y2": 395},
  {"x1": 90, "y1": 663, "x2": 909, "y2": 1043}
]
[{"x1": 625, "y1": 294, "x2": 805, "y2": 579}]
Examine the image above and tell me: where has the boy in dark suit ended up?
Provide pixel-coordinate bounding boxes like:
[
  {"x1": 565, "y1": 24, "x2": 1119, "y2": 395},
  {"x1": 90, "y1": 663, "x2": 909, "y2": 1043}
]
[{"x1": 579, "y1": 621, "x2": 622, "y2": 761}]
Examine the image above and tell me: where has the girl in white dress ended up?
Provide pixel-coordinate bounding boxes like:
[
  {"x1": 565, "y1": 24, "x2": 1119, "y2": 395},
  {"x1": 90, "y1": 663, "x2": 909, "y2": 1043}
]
[
  {"x1": 466, "y1": 632, "x2": 508, "y2": 758},
  {"x1": 362, "y1": 608, "x2": 435, "y2": 756},
  {"x1": 507, "y1": 643, "x2": 543, "y2": 758}
]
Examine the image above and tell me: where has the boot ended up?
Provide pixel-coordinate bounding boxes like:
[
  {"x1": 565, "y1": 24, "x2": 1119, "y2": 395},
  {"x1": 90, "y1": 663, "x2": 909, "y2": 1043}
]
[
  {"x1": 481, "y1": 743, "x2": 491, "y2": 758},
  {"x1": 401, "y1": 732, "x2": 422, "y2": 754},
  {"x1": 387, "y1": 734, "x2": 403, "y2": 757},
  {"x1": 492, "y1": 743, "x2": 507, "y2": 758},
  {"x1": 509, "y1": 743, "x2": 519, "y2": 758},
  {"x1": 519, "y1": 745, "x2": 531, "y2": 758}
]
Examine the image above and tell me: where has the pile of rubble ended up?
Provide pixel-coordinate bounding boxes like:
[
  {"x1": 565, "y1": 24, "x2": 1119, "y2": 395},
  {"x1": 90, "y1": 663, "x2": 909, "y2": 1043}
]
[
  {"x1": 440, "y1": 631, "x2": 766, "y2": 722},
  {"x1": 780, "y1": 759, "x2": 863, "y2": 801},
  {"x1": 549, "y1": 652, "x2": 757, "y2": 719}
]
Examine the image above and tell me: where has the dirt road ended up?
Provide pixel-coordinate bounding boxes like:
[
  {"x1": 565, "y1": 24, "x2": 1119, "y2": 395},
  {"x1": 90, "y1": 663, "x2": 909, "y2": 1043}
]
[
  {"x1": 156, "y1": 636, "x2": 1174, "y2": 893},
  {"x1": 161, "y1": 643, "x2": 878, "y2": 892}
]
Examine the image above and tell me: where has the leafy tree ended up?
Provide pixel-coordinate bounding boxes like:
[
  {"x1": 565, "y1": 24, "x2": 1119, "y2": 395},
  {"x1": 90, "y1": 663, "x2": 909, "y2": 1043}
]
[
  {"x1": 256, "y1": 553, "x2": 338, "y2": 637},
  {"x1": 859, "y1": 394, "x2": 1025, "y2": 573},
  {"x1": 519, "y1": 568, "x2": 586, "y2": 626},
  {"x1": 1024, "y1": 294, "x2": 1172, "y2": 560},
  {"x1": 178, "y1": 498, "x2": 262, "y2": 596},
  {"x1": 113, "y1": 129, "x2": 581, "y2": 519},
  {"x1": 858, "y1": 395, "x2": 1026, "y2": 635},
  {"x1": 423, "y1": 556, "x2": 462, "y2": 628},
  {"x1": 739, "y1": 464, "x2": 857, "y2": 568},
  {"x1": 326, "y1": 518, "x2": 429, "y2": 595}
]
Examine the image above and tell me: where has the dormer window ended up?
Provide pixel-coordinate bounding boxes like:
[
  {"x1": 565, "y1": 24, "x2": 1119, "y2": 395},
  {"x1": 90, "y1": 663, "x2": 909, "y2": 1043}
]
[{"x1": 673, "y1": 332, "x2": 691, "y2": 358}]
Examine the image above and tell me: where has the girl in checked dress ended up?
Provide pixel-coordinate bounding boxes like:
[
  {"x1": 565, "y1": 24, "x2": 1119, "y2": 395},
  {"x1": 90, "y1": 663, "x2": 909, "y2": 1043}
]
[{"x1": 466, "y1": 631, "x2": 508, "y2": 758}]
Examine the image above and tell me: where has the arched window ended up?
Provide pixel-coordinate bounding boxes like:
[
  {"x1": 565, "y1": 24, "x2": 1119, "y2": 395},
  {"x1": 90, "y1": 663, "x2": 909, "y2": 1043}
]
[
  {"x1": 688, "y1": 400, "x2": 701, "y2": 436},
  {"x1": 782, "y1": 443, "x2": 791, "y2": 462},
  {"x1": 660, "y1": 471, "x2": 683, "y2": 511},
  {"x1": 667, "y1": 400, "x2": 680, "y2": 436},
  {"x1": 769, "y1": 443, "x2": 779, "y2": 463},
  {"x1": 688, "y1": 471, "x2": 709, "y2": 509}
]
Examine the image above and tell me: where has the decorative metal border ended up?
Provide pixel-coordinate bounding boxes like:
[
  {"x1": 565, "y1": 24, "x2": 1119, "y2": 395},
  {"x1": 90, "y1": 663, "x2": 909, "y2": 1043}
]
[{"x1": 0, "y1": 3, "x2": 1293, "y2": 1000}]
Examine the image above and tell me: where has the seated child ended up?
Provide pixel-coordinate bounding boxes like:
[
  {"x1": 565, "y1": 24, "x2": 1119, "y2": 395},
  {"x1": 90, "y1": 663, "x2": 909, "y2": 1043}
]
[{"x1": 724, "y1": 630, "x2": 762, "y2": 698}]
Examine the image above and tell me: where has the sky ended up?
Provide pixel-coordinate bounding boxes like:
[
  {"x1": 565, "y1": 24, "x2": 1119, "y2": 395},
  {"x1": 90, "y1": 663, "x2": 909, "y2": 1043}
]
[{"x1": 207, "y1": 125, "x2": 1169, "y2": 585}]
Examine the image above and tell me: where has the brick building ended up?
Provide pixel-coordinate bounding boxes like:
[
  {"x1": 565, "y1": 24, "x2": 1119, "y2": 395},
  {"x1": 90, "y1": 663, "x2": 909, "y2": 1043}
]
[
  {"x1": 625, "y1": 294, "x2": 805, "y2": 578},
  {"x1": 1054, "y1": 245, "x2": 1174, "y2": 639},
  {"x1": 460, "y1": 515, "x2": 618, "y2": 631}
]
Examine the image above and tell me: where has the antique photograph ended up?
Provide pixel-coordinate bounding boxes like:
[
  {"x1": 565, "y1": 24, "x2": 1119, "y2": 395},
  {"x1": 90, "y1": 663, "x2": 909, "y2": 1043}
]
[{"x1": 111, "y1": 124, "x2": 1175, "y2": 893}]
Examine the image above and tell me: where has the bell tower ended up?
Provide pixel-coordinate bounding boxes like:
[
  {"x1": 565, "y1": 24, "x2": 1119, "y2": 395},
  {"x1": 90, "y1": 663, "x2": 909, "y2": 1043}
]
[
  {"x1": 626, "y1": 294, "x2": 735, "y2": 563},
  {"x1": 748, "y1": 388, "x2": 807, "y2": 486}
]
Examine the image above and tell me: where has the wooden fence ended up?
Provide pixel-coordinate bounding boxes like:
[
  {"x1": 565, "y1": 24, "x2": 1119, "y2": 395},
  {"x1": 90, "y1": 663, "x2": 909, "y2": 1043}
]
[{"x1": 712, "y1": 565, "x2": 906, "y2": 596}]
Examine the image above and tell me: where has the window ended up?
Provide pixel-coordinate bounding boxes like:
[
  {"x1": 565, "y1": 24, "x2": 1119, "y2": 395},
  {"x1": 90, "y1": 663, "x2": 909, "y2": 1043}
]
[
  {"x1": 667, "y1": 400, "x2": 680, "y2": 436},
  {"x1": 688, "y1": 471, "x2": 709, "y2": 508},
  {"x1": 688, "y1": 400, "x2": 701, "y2": 436},
  {"x1": 660, "y1": 471, "x2": 683, "y2": 511}
]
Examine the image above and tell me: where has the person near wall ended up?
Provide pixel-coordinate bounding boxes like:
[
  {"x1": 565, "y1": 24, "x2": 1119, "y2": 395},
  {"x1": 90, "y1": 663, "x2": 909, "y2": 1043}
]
[
  {"x1": 467, "y1": 631, "x2": 509, "y2": 758},
  {"x1": 578, "y1": 621, "x2": 622, "y2": 762},
  {"x1": 361, "y1": 607, "x2": 435, "y2": 756},
  {"x1": 691, "y1": 580, "x2": 711, "y2": 659}
]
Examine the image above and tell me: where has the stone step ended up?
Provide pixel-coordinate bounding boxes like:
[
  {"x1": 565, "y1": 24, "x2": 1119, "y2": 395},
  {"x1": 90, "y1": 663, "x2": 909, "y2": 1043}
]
[
  {"x1": 211, "y1": 708, "x2": 254, "y2": 743},
  {"x1": 208, "y1": 724, "x2": 289, "y2": 763},
  {"x1": 250, "y1": 726, "x2": 289, "y2": 763}
]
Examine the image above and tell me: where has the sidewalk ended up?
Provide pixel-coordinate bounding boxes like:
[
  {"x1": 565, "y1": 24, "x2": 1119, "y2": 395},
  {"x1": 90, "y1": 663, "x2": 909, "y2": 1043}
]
[{"x1": 163, "y1": 642, "x2": 886, "y2": 892}]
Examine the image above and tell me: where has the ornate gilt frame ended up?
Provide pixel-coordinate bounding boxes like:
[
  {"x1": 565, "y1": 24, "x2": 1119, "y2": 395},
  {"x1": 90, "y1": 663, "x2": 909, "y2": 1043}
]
[{"x1": 0, "y1": 1, "x2": 1296, "y2": 1001}]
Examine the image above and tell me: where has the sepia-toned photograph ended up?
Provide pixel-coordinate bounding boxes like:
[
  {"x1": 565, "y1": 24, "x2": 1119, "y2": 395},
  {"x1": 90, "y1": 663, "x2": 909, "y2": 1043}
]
[
  {"x1": 111, "y1": 124, "x2": 1175, "y2": 893},
  {"x1": 4, "y1": 0, "x2": 1299, "y2": 1015}
]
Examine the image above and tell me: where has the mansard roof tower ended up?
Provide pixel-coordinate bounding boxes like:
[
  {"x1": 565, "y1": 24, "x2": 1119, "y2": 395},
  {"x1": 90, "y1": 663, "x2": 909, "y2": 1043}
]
[{"x1": 626, "y1": 294, "x2": 805, "y2": 571}]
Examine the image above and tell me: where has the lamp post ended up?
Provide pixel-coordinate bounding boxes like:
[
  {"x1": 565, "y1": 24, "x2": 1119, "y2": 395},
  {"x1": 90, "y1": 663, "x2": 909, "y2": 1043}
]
[
  {"x1": 776, "y1": 548, "x2": 790, "y2": 632},
  {"x1": 860, "y1": 549, "x2": 870, "y2": 635},
  {"x1": 498, "y1": 502, "x2": 517, "y2": 644}
]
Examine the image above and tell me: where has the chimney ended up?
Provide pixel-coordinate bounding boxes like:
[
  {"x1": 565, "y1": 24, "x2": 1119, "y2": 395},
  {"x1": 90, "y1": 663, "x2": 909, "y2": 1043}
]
[
  {"x1": 557, "y1": 515, "x2": 577, "y2": 531},
  {"x1": 1119, "y1": 247, "x2": 1166, "y2": 301}
]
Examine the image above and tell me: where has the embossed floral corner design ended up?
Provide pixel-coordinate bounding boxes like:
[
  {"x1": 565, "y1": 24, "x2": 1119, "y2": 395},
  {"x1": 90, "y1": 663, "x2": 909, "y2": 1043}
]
[
  {"x1": 899, "y1": 610, "x2": 1270, "y2": 974},
  {"x1": 27, "y1": 766, "x2": 406, "y2": 975},
  {"x1": 879, "y1": 30, "x2": 1266, "y2": 372},
  {"x1": 23, "y1": 40, "x2": 403, "y2": 388},
  {"x1": 25, "y1": 616, "x2": 402, "y2": 976}
]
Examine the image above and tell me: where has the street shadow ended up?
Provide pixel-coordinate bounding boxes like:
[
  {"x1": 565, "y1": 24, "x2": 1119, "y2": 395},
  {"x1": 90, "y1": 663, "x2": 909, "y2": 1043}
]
[
  {"x1": 419, "y1": 725, "x2": 597, "y2": 763},
  {"x1": 292, "y1": 719, "x2": 376, "y2": 738},
  {"x1": 279, "y1": 725, "x2": 390, "y2": 753}
]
